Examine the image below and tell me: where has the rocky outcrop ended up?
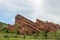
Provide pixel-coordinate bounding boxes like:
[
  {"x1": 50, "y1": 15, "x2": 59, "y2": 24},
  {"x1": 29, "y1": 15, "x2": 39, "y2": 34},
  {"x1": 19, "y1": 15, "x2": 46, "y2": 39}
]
[
  {"x1": 8, "y1": 14, "x2": 60, "y2": 35},
  {"x1": 8, "y1": 24, "x2": 15, "y2": 31}
]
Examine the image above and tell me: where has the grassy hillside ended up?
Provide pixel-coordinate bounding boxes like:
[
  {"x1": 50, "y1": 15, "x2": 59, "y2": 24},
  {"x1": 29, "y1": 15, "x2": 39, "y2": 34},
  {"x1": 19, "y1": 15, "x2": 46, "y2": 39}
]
[
  {"x1": 0, "y1": 22, "x2": 8, "y2": 32},
  {"x1": 0, "y1": 22, "x2": 60, "y2": 40}
]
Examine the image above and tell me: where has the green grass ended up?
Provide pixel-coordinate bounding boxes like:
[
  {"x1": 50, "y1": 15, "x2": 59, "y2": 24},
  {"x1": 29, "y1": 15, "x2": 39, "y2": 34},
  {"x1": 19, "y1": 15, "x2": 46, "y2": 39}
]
[
  {"x1": 0, "y1": 31, "x2": 60, "y2": 40},
  {"x1": 0, "y1": 32, "x2": 59, "y2": 40},
  {"x1": 0, "y1": 38, "x2": 57, "y2": 40}
]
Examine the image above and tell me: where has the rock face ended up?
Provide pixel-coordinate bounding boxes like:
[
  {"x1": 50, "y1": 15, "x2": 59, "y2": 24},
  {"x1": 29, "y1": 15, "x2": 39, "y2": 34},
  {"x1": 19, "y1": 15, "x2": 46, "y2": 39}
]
[
  {"x1": 8, "y1": 14, "x2": 60, "y2": 35},
  {"x1": 8, "y1": 24, "x2": 15, "y2": 31},
  {"x1": 15, "y1": 14, "x2": 40, "y2": 35}
]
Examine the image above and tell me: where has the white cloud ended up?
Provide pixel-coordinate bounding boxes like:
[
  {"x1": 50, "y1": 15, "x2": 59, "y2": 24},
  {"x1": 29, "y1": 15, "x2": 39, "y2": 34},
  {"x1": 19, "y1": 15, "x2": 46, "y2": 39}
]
[
  {"x1": 0, "y1": 0, "x2": 30, "y2": 24},
  {"x1": 0, "y1": 0, "x2": 60, "y2": 24},
  {"x1": 28, "y1": 0, "x2": 60, "y2": 24}
]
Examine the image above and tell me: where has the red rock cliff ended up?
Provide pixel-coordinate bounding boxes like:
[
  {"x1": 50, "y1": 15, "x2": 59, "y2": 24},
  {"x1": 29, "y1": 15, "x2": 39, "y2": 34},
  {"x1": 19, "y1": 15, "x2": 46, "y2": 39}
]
[{"x1": 8, "y1": 14, "x2": 60, "y2": 35}]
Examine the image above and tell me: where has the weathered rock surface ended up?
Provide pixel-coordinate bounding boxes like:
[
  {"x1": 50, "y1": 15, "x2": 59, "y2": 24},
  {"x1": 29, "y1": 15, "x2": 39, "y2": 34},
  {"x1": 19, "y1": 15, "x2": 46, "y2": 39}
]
[{"x1": 8, "y1": 14, "x2": 60, "y2": 35}]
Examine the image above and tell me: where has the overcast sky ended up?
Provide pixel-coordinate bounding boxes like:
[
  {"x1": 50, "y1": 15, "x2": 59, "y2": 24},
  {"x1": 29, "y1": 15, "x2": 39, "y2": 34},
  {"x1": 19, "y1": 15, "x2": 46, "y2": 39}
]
[{"x1": 0, "y1": 0, "x2": 60, "y2": 24}]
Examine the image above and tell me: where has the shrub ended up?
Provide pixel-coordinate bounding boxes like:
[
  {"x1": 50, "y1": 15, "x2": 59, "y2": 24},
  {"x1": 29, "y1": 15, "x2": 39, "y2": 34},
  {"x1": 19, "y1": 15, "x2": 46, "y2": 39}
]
[{"x1": 4, "y1": 35, "x2": 9, "y2": 38}]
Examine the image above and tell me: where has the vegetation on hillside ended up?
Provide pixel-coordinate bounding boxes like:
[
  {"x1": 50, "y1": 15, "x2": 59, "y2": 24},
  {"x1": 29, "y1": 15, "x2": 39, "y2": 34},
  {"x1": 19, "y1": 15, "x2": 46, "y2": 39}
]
[{"x1": 0, "y1": 22, "x2": 60, "y2": 40}]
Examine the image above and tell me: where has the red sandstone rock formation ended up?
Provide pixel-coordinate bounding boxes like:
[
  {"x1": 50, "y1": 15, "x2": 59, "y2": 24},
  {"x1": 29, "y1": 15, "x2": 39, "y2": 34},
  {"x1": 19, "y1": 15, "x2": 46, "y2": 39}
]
[
  {"x1": 8, "y1": 24, "x2": 15, "y2": 31},
  {"x1": 15, "y1": 14, "x2": 41, "y2": 35},
  {"x1": 8, "y1": 14, "x2": 60, "y2": 35}
]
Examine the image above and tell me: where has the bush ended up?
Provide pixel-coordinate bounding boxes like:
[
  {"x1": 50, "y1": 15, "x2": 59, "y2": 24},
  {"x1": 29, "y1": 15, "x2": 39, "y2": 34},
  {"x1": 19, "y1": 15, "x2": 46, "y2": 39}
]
[{"x1": 4, "y1": 35, "x2": 9, "y2": 38}]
